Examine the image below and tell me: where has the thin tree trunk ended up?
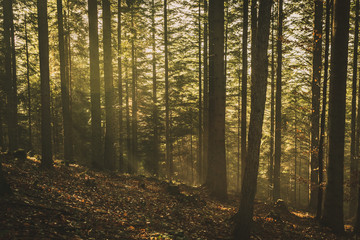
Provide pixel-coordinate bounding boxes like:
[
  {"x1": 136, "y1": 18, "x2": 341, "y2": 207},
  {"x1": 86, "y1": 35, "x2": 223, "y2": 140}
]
[
  {"x1": 322, "y1": 0, "x2": 350, "y2": 233},
  {"x1": 118, "y1": 0, "x2": 124, "y2": 171},
  {"x1": 269, "y1": 7, "x2": 275, "y2": 200},
  {"x1": 316, "y1": 0, "x2": 330, "y2": 220},
  {"x1": 103, "y1": 0, "x2": 116, "y2": 170},
  {"x1": 125, "y1": 64, "x2": 131, "y2": 173},
  {"x1": 350, "y1": 0, "x2": 359, "y2": 218},
  {"x1": 245, "y1": 0, "x2": 257, "y2": 181},
  {"x1": 130, "y1": 5, "x2": 138, "y2": 174},
  {"x1": 240, "y1": 0, "x2": 249, "y2": 193},
  {"x1": 37, "y1": 0, "x2": 53, "y2": 168},
  {"x1": 198, "y1": 0, "x2": 203, "y2": 186},
  {"x1": 309, "y1": 0, "x2": 323, "y2": 211},
  {"x1": 3, "y1": 0, "x2": 18, "y2": 153},
  {"x1": 164, "y1": 0, "x2": 171, "y2": 179},
  {"x1": 151, "y1": 0, "x2": 159, "y2": 176},
  {"x1": 88, "y1": 0, "x2": 102, "y2": 169},
  {"x1": 294, "y1": 96, "x2": 297, "y2": 206},
  {"x1": 202, "y1": 0, "x2": 208, "y2": 185},
  {"x1": 233, "y1": 0, "x2": 272, "y2": 238},
  {"x1": 273, "y1": 0, "x2": 283, "y2": 201},
  {"x1": 25, "y1": 14, "x2": 32, "y2": 151}
]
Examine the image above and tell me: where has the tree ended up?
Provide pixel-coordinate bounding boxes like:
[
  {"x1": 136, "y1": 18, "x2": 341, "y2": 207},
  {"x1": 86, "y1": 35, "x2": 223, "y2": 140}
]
[
  {"x1": 321, "y1": 0, "x2": 350, "y2": 233},
  {"x1": 57, "y1": 0, "x2": 74, "y2": 165},
  {"x1": 202, "y1": 0, "x2": 209, "y2": 185},
  {"x1": 88, "y1": 0, "x2": 103, "y2": 169},
  {"x1": 206, "y1": 0, "x2": 227, "y2": 200},
  {"x1": 349, "y1": 0, "x2": 359, "y2": 218},
  {"x1": 37, "y1": 0, "x2": 53, "y2": 168},
  {"x1": 309, "y1": 0, "x2": 323, "y2": 211},
  {"x1": 198, "y1": 0, "x2": 203, "y2": 186},
  {"x1": 118, "y1": 0, "x2": 124, "y2": 171},
  {"x1": 164, "y1": 0, "x2": 171, "y2": 179},
  {"x1": 233, "y1": 0, "x2": 272, "y2": 238},
  {"x1": 24, "y1": 14, "x2": 32, "y2": 151},
  {"x1": 241, "y1": 0, "x2": 249, "y2": 191},
  {"x1": 273, "y1": 0, "x2": 283, "y2": 201},
  {"x1": 269, "y1": 6, "x2": 275, "y2": 199},
  {"x1": 316, "y1": 0, "x2": 330, "y2": 220},
  {"x1": 3, "y1": 0, "x2": 18, "y2": 153},
  {"x1": 103, "y1": 0, "x2": 116, "y2": 170}
]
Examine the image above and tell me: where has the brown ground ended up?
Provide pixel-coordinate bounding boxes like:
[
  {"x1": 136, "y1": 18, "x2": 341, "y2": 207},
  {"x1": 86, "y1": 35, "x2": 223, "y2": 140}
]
[{"x1": 0, "y1": 156, "x2": 352, "y2": 239}]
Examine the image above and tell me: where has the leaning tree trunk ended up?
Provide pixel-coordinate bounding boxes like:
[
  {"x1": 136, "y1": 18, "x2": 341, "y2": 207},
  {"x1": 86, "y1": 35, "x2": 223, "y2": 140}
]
[
  {"x1": 233, "y1": 0, "x2": 272, "y2": 238},
  {"x1": 322, "y1": 0, "x2": 350, "y2": 233}
]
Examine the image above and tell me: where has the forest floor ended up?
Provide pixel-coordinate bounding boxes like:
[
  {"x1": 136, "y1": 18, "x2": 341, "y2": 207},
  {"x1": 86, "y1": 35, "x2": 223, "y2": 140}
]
[{"x1": 0, "y1": 156, "x2": 354, "y2": 239}]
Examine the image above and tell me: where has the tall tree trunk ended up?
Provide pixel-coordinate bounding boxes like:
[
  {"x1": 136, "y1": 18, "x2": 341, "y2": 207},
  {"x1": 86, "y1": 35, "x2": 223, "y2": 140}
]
[
  {"x1": 125, "y1": 64, "x2": 131, "y2": 173},
  {"x1": 294, "y1": 96, "x2": 298, "y2": 206},
  {"x1": 350, "y1": 0, "x2": 359, "y2": 218},
  {"x1": 88, "y1": 0, "x2": 103, "y2": 169},
  {"x1": 198, "y1": 0, "x2": 203, "y2": 185},
  {"x1": 322, "y1": 0, "x2": 350, "y2": 233},
  {"x1": 309, "y1": 0, "x2": 323, "y2": 211},
  {"x1": 37, "y1": 0, "x2": 53, "y2": 168},
  {"x1": 3, "y1": 0, "x2": 18, "y2": 153},
  {"x1": 241, "y1": 0, "x2": 249, "y2": 192},
  {"x1": 103, "y1": 0, "x2": 116, "y2": 170},
  {"x1": 164, "y1": 0, "x2": 171, "y2": 179},
  {"x1": 25, "y1": 14, "x2": 32, "y2": 151},
  {"x1": 207, "y1": 0, "x2": 227, "y2": 200},
  {"x1": 233, "y1": 0, "x2": 272, "y2": 238},
  {"x1": 273, "y1": 0, "x2": 283, "y2": 201},
  {"x1": 57, "y1": 0, "x2": 73, "y2": 165},
  {"x1": 151, "y1": 0, "x2": 159, "y2": 176},
  {"x1": 131, "y1": 6, "x2": 138, "y2": 174},
  {"x1": 0, "y1": 160, "x2": 11, "y2": 196},
  {"x1": 118, "y1": 0, "x2": 124, "y2": 171},
  {"x1": 316, "y1": 0, "x2": 331, "y2": 220},
  {"x1": 269, "y1": 7, "x2": 275, "y2": 200},
  {"x1": 202, "y1": 0, "x2": 208, "y2": 185},
  {"x1": 245, "y1": 0, "x2": 257, "y2": 181}
]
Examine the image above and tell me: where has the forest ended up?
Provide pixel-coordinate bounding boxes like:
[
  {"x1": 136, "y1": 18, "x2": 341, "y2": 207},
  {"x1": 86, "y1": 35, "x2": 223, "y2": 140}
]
[{"x1": 0, "y1": 0, "x2": 359, "y2": 239}]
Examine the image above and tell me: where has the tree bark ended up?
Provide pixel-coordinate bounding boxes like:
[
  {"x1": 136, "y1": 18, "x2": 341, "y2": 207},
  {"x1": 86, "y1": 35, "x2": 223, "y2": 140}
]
[
  {"x1": 240, "y1": 0, "x2": 249, "y2": 193},
  {"x1": 350, "y1": 0, "x2": 359, "y2": 218},
  {"x1": 3, "y1": 0, "x2": 18, "y2": 153},
  {"x1": 207, "y1": 0, "x2": 227, "y2": 201},
  {"x1": 316, "y1": 0, "x2": 330, "y2": 220},
  {"x1": 198, "y1": 0, "x2": 203, "y2": 186},
  {"x1": 37, "y1": 0, "x2": 53, "y2": 168},
  {"x1": 322, "y1": 0, "x2": 350, "y2": 233},
  {"x1": 57, "y1": 0, "x2": 73, "y2": 165},
  {"x1": 25, "y1": 14, "x2": 32, "y2": 152},
  {"x1": 164, "y1": 0, "x2": 172, "y2": 179},
  {"x1": 233, "y1": 0, "x2": 272, "y2": 238},
  {"x1": 88, "y1": 0, "x2": 103, "y2": 169},
  {"x1": 273, "y1": 0, "x2": 283, "y2": 201},
  {"x1": 309, "y1": 0, "x2": 323, "y2": 211},
  {"x1": 269, "y1": 7, "x2": 275, "y2": 200},
  {"x1": 103, "y1": 0, "x2": 116, "y2": 170},
  {"x1": 202, "y1": 0, "x2": 209, "y2": 185},
  {"x1": 118, "y1": 0, "x2": 124, "y2": 172}
]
